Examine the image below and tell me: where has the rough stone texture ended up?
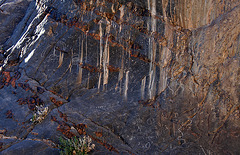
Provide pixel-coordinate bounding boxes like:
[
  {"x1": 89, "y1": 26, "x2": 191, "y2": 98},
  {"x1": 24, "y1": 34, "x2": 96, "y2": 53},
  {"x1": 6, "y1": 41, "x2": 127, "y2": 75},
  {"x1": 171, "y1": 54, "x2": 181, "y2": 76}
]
[
  {"x1": 0, "y1": 0, "x2": 239, "y2": 154},
  {"x1": 0, "y1": 139, "x2": 59, "y2": 155},
  {"x1": 0, "y1": 0, "x2": 32, "y2": 46}
]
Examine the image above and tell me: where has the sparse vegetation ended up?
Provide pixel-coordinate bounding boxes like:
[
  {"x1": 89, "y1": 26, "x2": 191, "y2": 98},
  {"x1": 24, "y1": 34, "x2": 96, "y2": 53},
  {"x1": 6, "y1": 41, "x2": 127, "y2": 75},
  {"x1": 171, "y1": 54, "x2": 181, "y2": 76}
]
[
  {"x1": 30, "y1": 105, "x2": 48, "y2": 123},
  {"x1": 58, "y1": 136, "x2": 95, "y2": 155}
]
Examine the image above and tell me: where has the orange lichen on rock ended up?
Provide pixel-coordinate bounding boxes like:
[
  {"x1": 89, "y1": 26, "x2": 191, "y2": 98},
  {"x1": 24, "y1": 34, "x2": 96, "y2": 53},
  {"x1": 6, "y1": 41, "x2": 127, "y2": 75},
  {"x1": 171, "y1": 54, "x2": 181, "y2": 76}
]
[
  {"x1": 6, "y1": 110, "x2": 13, "y2": 118},
  {"x1": 58, "y1": 110, "x2": 68, "y2": 122},
  {"x1": 81, "y1": 63, "x2": 101, "y2": 73},
  {"x1": 73, "y1": 123, "x2": 87, "y2": 135},
  {"x1": 17, "y1": 95, "x2": 44, "y2": 111},
  {"x1": 89, "y1": 135, "x2": 119, "y2": 153},
  {"x1": 94, "y1": 131, "x2": 103, "y2": 137},
  {"x1": 50, "y1": 97, "x2": 64, "y2": 107},
  {"x1": 2, "y1": 72, "x2": 11, "y2": 85},
  {"x1": 57, "y1": 122, "x2": 75, "y2": 139}
]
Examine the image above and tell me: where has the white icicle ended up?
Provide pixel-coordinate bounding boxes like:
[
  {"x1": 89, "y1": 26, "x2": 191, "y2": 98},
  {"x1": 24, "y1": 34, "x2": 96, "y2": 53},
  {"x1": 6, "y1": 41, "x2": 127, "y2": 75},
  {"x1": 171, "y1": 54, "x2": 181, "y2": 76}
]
[
  {"x1": 119, "y1": 5, "x2": 125, "y2": 32},
  {"x1": 81, "y1": 39, "x2": 84, "y2": 63},
  {"x1": 107, "y1": 43, "x2": 110, "y2": 67},
  {"x1": 148, "y1": 0, "x2": 157, "y2": 99},
  {"x1": 159, "y1": 65, "x2": 167, "y2": 93},
  {"x1": 124, "y1": 71, "x2": 129, "y2": 100},
  {"x1": 149, "y1": 70, "x2": 153, "y2": 89},
  {"x1": 147, "y1": 0, "x2": 151, "y2": 59},
  {"x1": 90, "y1": 0, "x2": 93, "y2": 5},
  {"x1": 150, "y1": 65, "x2": 156, "y2": 99},
  {"x1": 147, "y1": 0, "x2": 151, "y2": 35},
  {"x1": 147, "y1": 0, "x2": 151, "y2": 10},
  {"x1": 98, "y1": 22, "x2": 104, "y2": 91},
  {"x1": 150, "y1": 41, "x2": 157, "y2": 99},
  {"x1": 97, "y1": 45, "x2": 99, "y2": 67},
  {"x1": 57, "y1": 52, "x2": 64, "y2": 68},
  {"x1": 96, "y1": 0, "x2": 99, "y2": 6},
  {"x1": 98, "y1": 73, "x2": 102, "y2": 92},
  {"x1": 111, "y1": 3, "x2": 115, "y2": 13},
  {"x1": 141, "y1": 76, "x2": 146, "y2": 99},
  {"x1": 103, "y1": 37, "x2": 109, "y2": 86},
  {"x1": 77, "y1": 67, "x2": 83, "y2": 84},
  {"x1": 148, "y1": 70, "x2": 153, "y2": 98},
  {"x1": 103, "y1": 23, "x2": 111, "y2": 87},
  {"x1": 159, "y1": 43, "x2": 170, "y2": 93},
  {"x1": 77, "y1": 39, "x2": 84, "y2": 84},
  {"x1": 119, "y1": 49, "x2": 124, "y2": 81},
  {"x1": 99, "y1": 22, "x2": 103, "y2": 67},
  {"x1": 159, "y1": 0, "x2": 170, "y2": 94},
  {"x1": 151, "y1": 0, "x2": 157, "y2": 32}
]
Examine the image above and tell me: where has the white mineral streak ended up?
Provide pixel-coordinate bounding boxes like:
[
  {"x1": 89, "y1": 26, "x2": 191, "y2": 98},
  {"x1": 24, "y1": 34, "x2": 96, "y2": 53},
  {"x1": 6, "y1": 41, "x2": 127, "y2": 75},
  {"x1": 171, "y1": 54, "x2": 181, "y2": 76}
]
[
  {"x1": 119, "y1": 5, "x2": 125, "y2": 32},
  {"x1": 98, "y1": 22, "x2": 103, "y2": 91},
  {"x1": 119, "y1": 49, "x2": 124, "y2": 81},
  {"x1": 97, "y1": 45, "x2": 99, "y2": 67},
  {"x1": 24, "y1": 49, "x2": 35, "y2": 63},
  {"x1": 159, "y1": 0, "x2": 170, "y2": 93},
  {"x1": 77, "y1": 39, "x2": 84, "y2": 84},
  {"x1": 89, "y1": 0, "x2": 93, "y2": 5},
  {"x1": 147, "y1": 0, "x2": 151, "y2": 59},
  {"x1": 17, "y1": 15, "x2": 46, "y2": 59},
  {"x1": 111, "y1": 3, "x2": 115, "y2": 13},
  {"x1": 124, "y1": 71, "x2": 129, "y2": 100},
  {"x1": 57, "y1": 52, "x2": 64, "y2": 68},
  {"x1": 103, "y1": 36, "x2": 109, "y2": 86},
  {"x1": 99, "y1": 22, "x2": 103, "y2": 68},
  {"x1": 148, "y1": 0, "x2": 157, "y2": 99},
  {"x1": 98, "y1": 73, "x2": 102, "y2": 92},
  {"x1": 96, "y1": 0, "x2": 99, "y2": 7},
  {"x1": 141, "y1": 76, "x2": 146, "y2": 99},
  {"x1": 151, "y1": 0, "x2": 157, "y2": 32},
  {"x1": 147, "y1": 0, "x2": 151, "y2": 31},
  {"x1": 115, "y1": 5, "x2": 126, "y2": 92},
  {"x1": 103, "y1": 24, "x2": 111, "y2": 86}
]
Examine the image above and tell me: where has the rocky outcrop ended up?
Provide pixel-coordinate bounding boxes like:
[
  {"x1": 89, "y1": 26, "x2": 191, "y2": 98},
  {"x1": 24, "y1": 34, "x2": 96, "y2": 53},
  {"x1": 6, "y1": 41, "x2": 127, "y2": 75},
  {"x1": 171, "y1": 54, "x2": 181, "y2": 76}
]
[
  {"x1": 0, "y1": 0, "x2": 239, "y2": 154},
  {"x1": 0, "y1": 0, "x2": 33, "y2": 46}
]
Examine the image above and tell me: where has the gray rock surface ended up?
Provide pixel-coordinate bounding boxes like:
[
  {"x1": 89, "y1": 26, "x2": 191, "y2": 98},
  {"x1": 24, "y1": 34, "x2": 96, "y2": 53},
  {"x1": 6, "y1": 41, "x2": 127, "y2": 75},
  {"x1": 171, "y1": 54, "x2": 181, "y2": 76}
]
[
  {"x1": 0, "y1": 0, "x2": 239, "y2": 154},
  {"x1": 0, "y1": 0, "x2": 33, "y2": 46},
  {"x1": 1, "y1": 139, "x2": 59, "y2": 155}
]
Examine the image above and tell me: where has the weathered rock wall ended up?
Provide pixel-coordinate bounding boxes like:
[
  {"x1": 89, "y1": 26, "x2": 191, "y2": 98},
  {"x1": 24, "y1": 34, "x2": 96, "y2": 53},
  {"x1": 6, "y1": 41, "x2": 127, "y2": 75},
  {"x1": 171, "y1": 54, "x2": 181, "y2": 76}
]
[
  {"x1": 0, "y1": 0, "x2": 239, "y2": 154},
  {"x1": 170, "y1": 0, "x2": 240, "y2": 29},
  {"x1": 0, "y1": 0, "x2": 32, "y2": 45}
]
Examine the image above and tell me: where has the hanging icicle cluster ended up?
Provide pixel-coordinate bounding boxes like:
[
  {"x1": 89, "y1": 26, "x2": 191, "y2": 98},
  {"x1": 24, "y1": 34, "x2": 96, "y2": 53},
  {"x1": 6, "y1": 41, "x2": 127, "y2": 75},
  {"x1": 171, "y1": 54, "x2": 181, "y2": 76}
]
[{"x1": 48, "y1": 0, "x2": 191, "y2": 101}]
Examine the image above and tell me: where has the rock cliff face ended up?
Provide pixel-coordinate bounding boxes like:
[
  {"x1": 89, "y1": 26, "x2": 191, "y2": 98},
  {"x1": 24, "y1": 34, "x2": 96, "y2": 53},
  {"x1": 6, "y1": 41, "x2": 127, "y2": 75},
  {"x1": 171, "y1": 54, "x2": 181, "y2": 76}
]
[{"x1": 0, "y1": 0, "x2": 239, "y2": 154}]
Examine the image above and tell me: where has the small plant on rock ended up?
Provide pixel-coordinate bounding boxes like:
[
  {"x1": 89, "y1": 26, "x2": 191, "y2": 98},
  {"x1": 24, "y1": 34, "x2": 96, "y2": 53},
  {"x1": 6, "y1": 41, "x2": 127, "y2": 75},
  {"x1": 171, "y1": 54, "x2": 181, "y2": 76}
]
[
  {"x1": 30, "y1": 105, "x2": 48, "y2": 123},
  {"x1": 59, "y1": 136, "x2": 95, "y2": 155}
]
